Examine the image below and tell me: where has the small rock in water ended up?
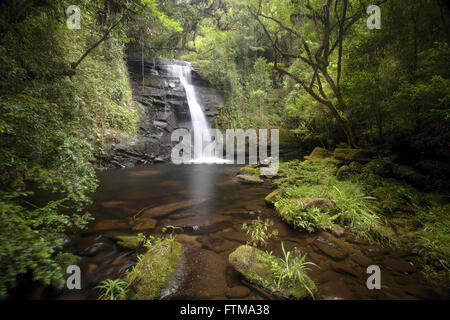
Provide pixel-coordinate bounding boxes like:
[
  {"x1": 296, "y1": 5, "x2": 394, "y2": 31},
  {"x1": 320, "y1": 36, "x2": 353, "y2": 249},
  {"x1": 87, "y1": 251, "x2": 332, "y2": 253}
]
[
  {"x1": 236, "y1": 174, "x2": 264, "y2": 184},
  {"x1": 330, "y1": 225, "x2": 345, "y2": 238},
  {"x1": 226, "y1": 286, "x2": 251, "y2": 298},
  {"x1": 131, "y1": 218, "x2": 157, "y2": 231},
  {"x1": 312, "y1": 235, "x2": 348, "y2": 261}
]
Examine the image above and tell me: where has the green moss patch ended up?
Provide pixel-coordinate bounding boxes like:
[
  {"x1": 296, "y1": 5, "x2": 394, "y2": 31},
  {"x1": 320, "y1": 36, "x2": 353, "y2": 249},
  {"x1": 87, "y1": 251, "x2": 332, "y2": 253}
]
[
  {"x1": 116, "y1": 235, "x2": 142, "y2": 250},
  {"x1": 126, "y1": 240, "x2": 182, "y2": 300},
  {"x1": 229, "y1": 245, "x2": 316, "y2": 299},
  {"x1": 239, "y1": 166, "x2": 260, "y2": 175}
]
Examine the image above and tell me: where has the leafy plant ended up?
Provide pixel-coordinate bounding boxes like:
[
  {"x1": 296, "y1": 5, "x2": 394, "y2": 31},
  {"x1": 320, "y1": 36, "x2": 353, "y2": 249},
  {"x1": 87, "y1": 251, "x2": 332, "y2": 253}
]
[
  {"x1": 96, "y1": 278, "x2": 128, "y2": 300},
  {"x1": 271, "y1": 243, "x2": 317, "y2": 299},
  {"x1": 242, "y1": 217, "x2": 279, "y2": 248}
]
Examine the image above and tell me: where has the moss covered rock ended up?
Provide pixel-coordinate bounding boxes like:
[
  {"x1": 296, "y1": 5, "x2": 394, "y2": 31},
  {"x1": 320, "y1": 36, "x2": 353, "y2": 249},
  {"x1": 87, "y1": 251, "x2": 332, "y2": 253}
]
[
  {"x1": 304, "y1": 147, "x2": 332, "y2": 160},
  {"x1": 364, "y1": 157, "x2": 395, "y2": 177},
  {"x1": 126, "y1": 240, "x2": 182, "y2": 300},
  {"x1": 229, "y1": 245, "x2": 316, "y2": 299},
  {"x1": 236, "y1": 174, "x2": 264, "y2": 184},
  {"x1": 264, "y1": 190, "x2": 279, "y2": 206},
  {"x1": 239, "y1": 166, "x2": 260, "y2": 175},
  {"x1": 336, "y1": 165, "x2": 351, "y2": 180},
  {"x1": 334, "y1": 148, "x2": 375, "y2": 163},
  {"x1": 115, "y1": 235, "x2": 142, "y2": 249}
]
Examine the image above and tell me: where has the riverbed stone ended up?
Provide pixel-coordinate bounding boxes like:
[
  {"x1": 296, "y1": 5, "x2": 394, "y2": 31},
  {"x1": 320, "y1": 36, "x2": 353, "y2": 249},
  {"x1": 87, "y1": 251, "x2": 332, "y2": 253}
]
[
  {"x1": 330, "y1": 225, "x2": 345, "y2": 238},
  {"x1": 312, "y1": 236, "x2": 348, "y2": 261},
  {"x1": 382, "y1": 258, "x2": 417, "y2": 273},
  {"x1": 330, "y1": 262, "x2": 360, "y2": 278},
  {"x1": 236, "y1": 175, "x2": 264, "y2": 184},
  {"x1": 350, "y1": 253, "x2": 372, "y2": 267},
  {"x1": 91, "y1": 219, "x2": 129, "y2": 232},
  {"x1": 226, "y1": 286, "x2": 251, "y2": 298},
  {"x1": 131, "y1": 218, "x2": 157, "y2": 231},
  {"x1": 137, "y1": 198, "x2": 209, "y2": 219}
]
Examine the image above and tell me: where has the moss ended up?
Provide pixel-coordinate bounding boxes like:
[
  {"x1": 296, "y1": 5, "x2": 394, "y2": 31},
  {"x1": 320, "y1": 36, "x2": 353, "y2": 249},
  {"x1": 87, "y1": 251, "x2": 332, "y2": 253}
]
[
  {"x1": 239, "y1": 166, "x2": 260, "y2": 175},
  {"x1": 236, "y1": 174, "x2": 264, "y2": 184},
  {"x1": 364, "y1": 157, "x2": 394, "y2": 177},
  {"x1": 304, "y1": 147, "x2": 332, "y2": 160},
  {"x1": 229, "y1": 245, "x2": 316, "y2": 299},
  {"x1": 116, "y1": 235, "x2": 142, "y2": 249},
  {"x1": 264, "y1": 190, "x2": 279, "y2": 206},
  {"x1": 126, "y1": 240, "x2": 182, "y2": 300},
  {"x1": 334, "y1": 148, "x2": 375, "y2": 163}
]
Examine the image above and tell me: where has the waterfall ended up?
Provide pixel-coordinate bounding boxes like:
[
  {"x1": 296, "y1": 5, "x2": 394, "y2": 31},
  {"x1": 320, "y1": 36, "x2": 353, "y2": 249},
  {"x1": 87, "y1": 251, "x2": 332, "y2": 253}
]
[{"x1": 168, "y1": 64, "x2": 228, "y2": 163}]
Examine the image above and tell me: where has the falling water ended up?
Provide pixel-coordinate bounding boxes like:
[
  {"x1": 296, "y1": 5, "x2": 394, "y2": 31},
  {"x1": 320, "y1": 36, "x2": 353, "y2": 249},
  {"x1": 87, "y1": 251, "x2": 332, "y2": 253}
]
[{"x1": 169, "y1": 64, "x2": 229, "y2": 163}]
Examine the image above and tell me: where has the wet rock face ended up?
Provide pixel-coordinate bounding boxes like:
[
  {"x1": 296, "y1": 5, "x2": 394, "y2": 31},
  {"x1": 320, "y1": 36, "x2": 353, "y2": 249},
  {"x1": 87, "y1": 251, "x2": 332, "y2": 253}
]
[
  {"x1": 129, "y1": 57, "x2": 223, "y2": 135},
  {"x1": 99, "y1": 57, "x2": 224, "y2": 168}
]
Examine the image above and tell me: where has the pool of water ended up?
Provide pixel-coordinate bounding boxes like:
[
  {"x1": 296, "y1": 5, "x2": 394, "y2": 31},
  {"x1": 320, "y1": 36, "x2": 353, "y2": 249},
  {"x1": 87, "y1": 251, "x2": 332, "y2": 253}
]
[{"x1": 53, "y1": 164, "x2": 447, "y2": 300}]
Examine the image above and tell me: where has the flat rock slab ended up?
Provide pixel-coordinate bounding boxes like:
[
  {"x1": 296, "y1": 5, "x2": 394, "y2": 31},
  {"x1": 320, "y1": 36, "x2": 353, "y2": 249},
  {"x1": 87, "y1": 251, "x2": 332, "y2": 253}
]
[
  {"x1": 138, "y1": 198, "x2": 209, "y2": 219},
  {"x1": 312, "y1": 236, "x2": 348, "y2": 260},
  {"x1": 236, "y1": 175, "x2": 264, "y2": 184},
  {"x1": 91, "y1": 219, "x2": 129, "y2": 232},
  {"x1": 131, "y1": 218, "x2": 157, "y2": 231},
  {"x1": 165, "y1": 216, "x2": 230, "y2": 234},
  {"x1": 100, "y1": 201, "x2": 131, "y2": 208},
  {"x1": 382, "y1": 258, "x2": 417, "y2": 273}
]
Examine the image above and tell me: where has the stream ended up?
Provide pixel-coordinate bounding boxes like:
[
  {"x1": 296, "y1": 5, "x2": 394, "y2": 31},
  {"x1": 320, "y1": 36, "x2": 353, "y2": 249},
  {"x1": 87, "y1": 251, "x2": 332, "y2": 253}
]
[{"x1": 51, "y1": 163, "x2": 446, "y2": 300}]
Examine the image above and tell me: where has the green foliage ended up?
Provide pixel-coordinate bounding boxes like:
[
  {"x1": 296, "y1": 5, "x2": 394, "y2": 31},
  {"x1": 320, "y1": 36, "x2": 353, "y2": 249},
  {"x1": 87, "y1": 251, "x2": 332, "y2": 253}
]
[
  {"x1": 96, "y1": 278, "x2": 129, "y2": 300},
  {"x1": 0, "y1": 0, "x2": 155, "y2": 295},
  {"x1": 413, "y1": 205, "x2": 450, "y2": 282},
  {"x1": 242, "y1": 217, "x2": 279, "y2": 248},
  {"x1": 270, "y1": 242, "x2": 317, "y2": 299},
  {"x1": 275, "y1": 160, "x2": 393, "y2": 243}
]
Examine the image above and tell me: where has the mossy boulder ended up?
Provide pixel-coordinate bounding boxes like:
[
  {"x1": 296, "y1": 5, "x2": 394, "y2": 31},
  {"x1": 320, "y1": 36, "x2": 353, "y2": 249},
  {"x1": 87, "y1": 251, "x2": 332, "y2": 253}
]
[
  {"x1": 229, "y1": 245, "x2": 316, "y2": 299},
  {"x1": 336, "y1": 165, "x2": 351, "y2": 180},
  {"x1": 334, "y1": 148, "x2": 375, "y2": 164},
  {"x1": 126, "y1": 240, "x2": 182, "y2": 300},
  {"x1": 239, "y1": 166, "x2": 260, "y2": 175},
  {"x1": 236, "y1": 174, "x2": 264, "y2": 184},
  {"x1": 264, "y1": 190, "x2": 279, "y2": 206},
  {"x1": 304, "y1": 147, "x2": 342, "y2": 167},
  {"x1": 364, "y1": 157, "x2": 395, "y2": 177},
  {"x1": 303, "y1": 197, "x2": 336, "y2": 211},
  {"x1": 115, "y1": 235, "x2": 142, "y2": 249},
  {"x1": 348, "y1": 161, "x2": 363, "y2": 172},
  {"x1": 304, "y1": 147, "x2": 332, "y2": 160}
]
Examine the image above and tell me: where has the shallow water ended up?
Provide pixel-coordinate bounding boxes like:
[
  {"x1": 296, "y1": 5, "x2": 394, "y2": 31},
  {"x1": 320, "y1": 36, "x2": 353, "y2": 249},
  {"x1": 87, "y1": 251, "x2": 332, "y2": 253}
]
[{"x1": 55, "y1": 164, "x2": 447, "y2": 300}]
